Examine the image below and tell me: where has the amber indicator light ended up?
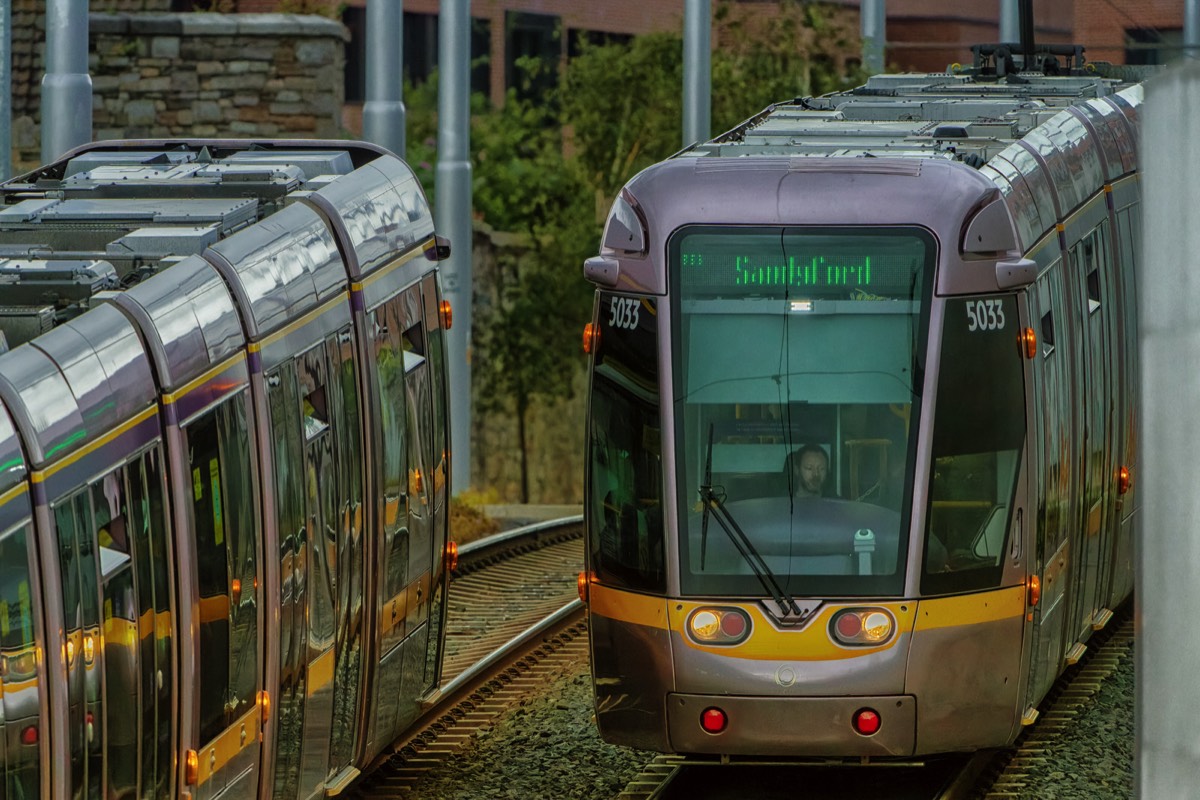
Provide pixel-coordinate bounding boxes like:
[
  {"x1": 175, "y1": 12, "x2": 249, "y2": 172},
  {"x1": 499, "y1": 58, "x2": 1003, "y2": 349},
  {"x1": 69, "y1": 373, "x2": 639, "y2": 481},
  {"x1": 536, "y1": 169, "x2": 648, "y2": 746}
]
[
  {"x1": 444, "y1": 541, "x2": 459, "y2": 573},
  {"x1": 577, "y1": 571, "x2": 589, "y2": 604},
  {"x1": 258, "y1": 690, "x2": 271, "y2": 724},
  {"x1": 1028, "y1": 575, "x2": 1041, "y2": 608},
  {"x1": 439, "y1": 300, "x2": 453, "y2": 330},
  {"x1": 582, "y1": 323, "x2": 599, "y2": 354},
  {"x1": 1117, "y1": 466, "x2": 1132, "y2": 495},
  {"x1": 1021, "y1": 327, "x2": 1037, "y2": 359},
  {"x1": 185, "y1": 749, "x2": 199, "y2": 786}
]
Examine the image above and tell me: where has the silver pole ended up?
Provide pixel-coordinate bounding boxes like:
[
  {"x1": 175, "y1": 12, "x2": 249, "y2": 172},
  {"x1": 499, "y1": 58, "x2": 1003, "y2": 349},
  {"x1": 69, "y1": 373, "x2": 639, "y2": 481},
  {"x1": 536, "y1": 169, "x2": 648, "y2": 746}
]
[
  {"x1": 363, "y1": 0, "x2": 406, "y2": 157},
  {"x1": 860, "y1": 0, "x2": 885, "y2": 75},
  {"x1": 999, "y1": 0, "x2": 1019, "y2": 45},
  {"x1": 1186, "y1": 0, "x2": 1200, "y2": 59},
  {"x1": 682, "y1": 0, "x2": 711, "y2": 148},
  {"x1": 436, "y1": 0, "x2": 473, "y2": 493},
  {"x1": 42, "y1": 0, "x2": 92, "y2": 163},
  {"x1": 1139, "y1": 61, "x2": 1200, "y2": 797},
  {"x1": 1, "y1": 0, "x2": 11, "y2": 180}
]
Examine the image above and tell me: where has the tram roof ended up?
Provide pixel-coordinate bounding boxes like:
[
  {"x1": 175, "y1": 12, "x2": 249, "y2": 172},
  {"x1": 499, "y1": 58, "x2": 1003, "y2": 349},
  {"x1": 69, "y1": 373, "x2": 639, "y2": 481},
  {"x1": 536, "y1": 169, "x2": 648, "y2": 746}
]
[{"x1": 690, "y1": 67, "x2": 1151, "y2": 166}]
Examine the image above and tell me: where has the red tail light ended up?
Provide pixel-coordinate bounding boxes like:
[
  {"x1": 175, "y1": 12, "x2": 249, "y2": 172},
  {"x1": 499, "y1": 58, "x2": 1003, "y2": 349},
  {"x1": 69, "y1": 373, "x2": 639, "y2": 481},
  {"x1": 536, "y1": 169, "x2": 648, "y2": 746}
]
[
  {"x1": 20, "y1": 725, "x2": 37, "y2": 746},
  {"x1": 700, "y1": 707, "x2": 728, "y2": 734},
  {"x1": 853, "y1": 708, "x2": 881, "y2": 736}
]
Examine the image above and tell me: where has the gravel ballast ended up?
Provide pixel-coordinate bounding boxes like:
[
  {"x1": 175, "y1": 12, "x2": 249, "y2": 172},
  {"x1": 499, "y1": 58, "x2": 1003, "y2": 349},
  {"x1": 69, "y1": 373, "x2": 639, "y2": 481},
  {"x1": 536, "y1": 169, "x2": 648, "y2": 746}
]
[{"x1": 405, "y1": 643, "x2": 1135, "y2": 799}]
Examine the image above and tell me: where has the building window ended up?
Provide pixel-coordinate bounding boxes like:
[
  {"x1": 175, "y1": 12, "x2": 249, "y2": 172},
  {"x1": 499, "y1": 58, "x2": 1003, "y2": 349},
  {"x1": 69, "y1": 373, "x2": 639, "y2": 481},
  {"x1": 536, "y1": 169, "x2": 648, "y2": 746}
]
[
  {"x1": 1125, "y1": 28, "x2": 1183, "y2": 65},
  {"x1": 506, "y1": 12, "x2": 560, "y2": 101}
]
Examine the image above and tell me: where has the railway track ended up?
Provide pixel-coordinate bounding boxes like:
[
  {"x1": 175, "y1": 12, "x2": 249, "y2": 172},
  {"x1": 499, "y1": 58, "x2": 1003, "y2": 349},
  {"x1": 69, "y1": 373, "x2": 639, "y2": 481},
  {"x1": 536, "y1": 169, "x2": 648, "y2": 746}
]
[
  {"x1": 616, "y1": 603, "x2": 1135, "y2": 800},
  {"x1": 347, "y1": 516, "x2": 586, "y2": 797}
]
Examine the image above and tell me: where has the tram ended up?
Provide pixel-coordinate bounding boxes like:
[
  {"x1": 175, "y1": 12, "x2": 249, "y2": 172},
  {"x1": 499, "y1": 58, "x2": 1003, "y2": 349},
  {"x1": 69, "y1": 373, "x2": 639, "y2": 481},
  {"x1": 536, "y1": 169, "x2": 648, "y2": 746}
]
[
  {"x1": 581, "y1": 46, "x2": 1144, "y2": 758},
  {"x1": 0, "y1": 140, "x2": 454, "y2": 799}
]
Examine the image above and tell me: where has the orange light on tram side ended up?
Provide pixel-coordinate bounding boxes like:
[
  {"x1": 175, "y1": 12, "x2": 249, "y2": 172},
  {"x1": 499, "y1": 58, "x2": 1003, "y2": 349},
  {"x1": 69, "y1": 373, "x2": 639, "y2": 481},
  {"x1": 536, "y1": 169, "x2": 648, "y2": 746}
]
[
  {"x1": 1021, "y1": 327, "x2": 1037, "y2": 359},
  {"x1": 583, "y1": 323, "x2": 600, "y2": 355},
  {"x1": 258, "y1": 690, "x2": 271, "y2": 724},
  {"x1": 1028, "y1": 575, "x2": 1041, "y2": 608},
  {"x1": 231, "y1": 578, "x2": 242, "y2": 605},
  {"x1": 443, "y1": 541, "x2": 459, "y2": 573},
  {"x1": 577, "y1": 571, "x2": 590, "y2": 604},
  {"x1": 185, "y1": 750, "x2": 199, "y2": 786},
  {"x1": 1117, "y1": 465, "x2": 1132, "y2": 495},
  {"x1": 440, "y1": 299, "x2": 453, "y2": 330}
]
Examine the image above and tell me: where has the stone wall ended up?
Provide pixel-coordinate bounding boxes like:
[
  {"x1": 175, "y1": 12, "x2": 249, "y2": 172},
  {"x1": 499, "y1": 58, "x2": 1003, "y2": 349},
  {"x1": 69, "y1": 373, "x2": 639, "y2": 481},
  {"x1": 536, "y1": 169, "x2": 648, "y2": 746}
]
[{"x1": 9, "y1": 9, "x2": 347, "y2": 172}]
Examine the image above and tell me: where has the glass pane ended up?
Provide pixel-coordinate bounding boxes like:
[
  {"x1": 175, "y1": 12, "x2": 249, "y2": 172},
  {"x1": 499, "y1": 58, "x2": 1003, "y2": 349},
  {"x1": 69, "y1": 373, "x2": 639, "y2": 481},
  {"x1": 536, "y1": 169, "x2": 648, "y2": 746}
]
[
  {"x1": 217, "y1": 396, "x2": 258, "y2": 719},
  {"x1": 923, "y1": 295, "x2": 1026, "y2": 594},
  {"x1": 186, "y1": 412, "x2": 231, "y2": 745},
  {"x1": 0, "y1": 524, "x2": 41, "y2": 800},
  {"x1": 672, "y1": 227, "x2": 933, "y2": 597},
  {"x1": 94, "y1": 471, "x2": 139, "y2": 800},
  {"x1": 587, "y1": 292, "x2": 665, "y2": 593},
  {"x1": 326, "y1": 331, "x2": 362, "y2": 772},
  {"x1": 267, "y1": 365, "x2": 304, "y2": 800},
  {"x1": 128, "y1": 449, "x2": 173, "y2": 799}
]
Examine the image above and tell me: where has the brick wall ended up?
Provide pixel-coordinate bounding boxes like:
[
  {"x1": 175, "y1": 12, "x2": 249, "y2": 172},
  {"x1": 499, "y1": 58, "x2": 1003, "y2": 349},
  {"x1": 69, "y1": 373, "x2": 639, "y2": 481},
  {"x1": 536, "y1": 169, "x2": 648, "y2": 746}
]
[
  {"x1": 9, "y1": 10, "x2": 347, "y2": 173},
  {"x1": 1075, "y1": 0, "x2": 1183, "y2": 64}
]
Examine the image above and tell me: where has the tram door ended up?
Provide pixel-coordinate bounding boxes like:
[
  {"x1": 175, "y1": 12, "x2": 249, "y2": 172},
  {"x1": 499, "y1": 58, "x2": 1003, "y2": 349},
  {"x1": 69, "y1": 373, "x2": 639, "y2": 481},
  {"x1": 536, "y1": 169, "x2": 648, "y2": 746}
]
[
  {"x1": 1026, "y1": 261, "x2": 1073, "y2": 704},
  {"x1": 420, "y1": 273, "x2": 451, "y2": 690},
  {"x1": 397, "y1": 283, "x2": 436, "y2": 728},
  {"x1": 1066, "y1": 228, "x2": 1114, "y2": 642},
  {"x1": 269, "y1": 336, "x2": 357, "y2": 800}
]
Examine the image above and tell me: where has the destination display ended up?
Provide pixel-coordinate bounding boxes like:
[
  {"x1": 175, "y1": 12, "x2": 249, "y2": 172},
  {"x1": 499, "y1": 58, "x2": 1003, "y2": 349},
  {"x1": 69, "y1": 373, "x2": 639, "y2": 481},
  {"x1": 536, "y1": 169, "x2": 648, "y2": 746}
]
[{"x1": 676, "y1": 228, "x2": 929, "y2": 298}]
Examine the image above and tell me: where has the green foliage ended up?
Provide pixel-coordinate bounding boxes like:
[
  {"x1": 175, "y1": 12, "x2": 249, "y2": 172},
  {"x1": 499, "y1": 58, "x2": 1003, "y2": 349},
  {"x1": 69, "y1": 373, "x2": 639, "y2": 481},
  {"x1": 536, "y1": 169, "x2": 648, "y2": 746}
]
[
  {"x1": 560, "y1": 33, "x2": 685, "y2": 204},
  {"x1": 406, "y1": 3, "x2": 862, "y2": 499}
]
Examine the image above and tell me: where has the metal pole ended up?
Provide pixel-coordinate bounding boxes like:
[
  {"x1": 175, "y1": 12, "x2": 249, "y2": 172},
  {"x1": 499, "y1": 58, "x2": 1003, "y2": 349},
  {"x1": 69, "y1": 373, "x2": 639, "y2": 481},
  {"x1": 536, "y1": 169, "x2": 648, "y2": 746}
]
[
  {"x1": 999, "y1": 0, "x2": 1019, "y2": 45},
  {"x1": 682, "y1": 0, "x2": 710, "y2": 148},
  {"x1": 1186, "y1": 0, "x2": 1200, "y2": 59},
  {"x1": 860, "y1": 0, "x2": 885, "y2": 75},
  {"x1": 436, "y1": 0, "x2": 473, "y2": 493},
  {"x1": 1017, "y1": 0, "x2": 1035, "y2": 68},
  {"x1": 42, "y1": 0, "x2": 92, "y2": 163},
  {"x1": 1139, "y1": 60, "x2": 1200, "y2": 797},
  {"x1": 363, "y1": 0, "x2": 406, "y2": 157},
  {"x1": 1, "y1": 0, "x2": 11, "y2": 180}
]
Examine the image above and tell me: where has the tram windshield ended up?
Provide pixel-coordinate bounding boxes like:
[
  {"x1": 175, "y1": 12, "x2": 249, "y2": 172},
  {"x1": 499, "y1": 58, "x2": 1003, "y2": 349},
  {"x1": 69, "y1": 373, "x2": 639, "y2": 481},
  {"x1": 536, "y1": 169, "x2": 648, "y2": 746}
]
[{"x1": 671, "y1": 226, "x2": 934, "y2": 597}]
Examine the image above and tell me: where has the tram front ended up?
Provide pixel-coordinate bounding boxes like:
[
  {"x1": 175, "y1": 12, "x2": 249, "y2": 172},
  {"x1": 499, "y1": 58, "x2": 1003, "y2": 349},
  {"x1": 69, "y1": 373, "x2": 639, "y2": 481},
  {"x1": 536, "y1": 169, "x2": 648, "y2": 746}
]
[{"x1": 583, "y1": 157, "x2": 1033, "y2": 758}]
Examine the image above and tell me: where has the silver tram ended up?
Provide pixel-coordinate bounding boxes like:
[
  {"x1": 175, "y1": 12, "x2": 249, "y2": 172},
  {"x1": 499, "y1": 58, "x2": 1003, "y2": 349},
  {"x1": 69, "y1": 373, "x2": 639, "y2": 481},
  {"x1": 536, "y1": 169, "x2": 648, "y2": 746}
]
[
  {"x1": 0, "y1": 140, "x2": 454, "y2": 799},
  {"x1": 582, "y1": 49, "x2": 1144, "y2": 759}
]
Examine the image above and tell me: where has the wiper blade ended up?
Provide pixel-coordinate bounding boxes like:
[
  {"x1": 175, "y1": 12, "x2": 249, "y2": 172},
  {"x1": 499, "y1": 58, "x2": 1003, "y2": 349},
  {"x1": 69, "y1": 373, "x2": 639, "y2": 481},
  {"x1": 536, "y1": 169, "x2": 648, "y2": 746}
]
[{"x1": 699, "y1": 424, "x2": 802, "y2": 617}]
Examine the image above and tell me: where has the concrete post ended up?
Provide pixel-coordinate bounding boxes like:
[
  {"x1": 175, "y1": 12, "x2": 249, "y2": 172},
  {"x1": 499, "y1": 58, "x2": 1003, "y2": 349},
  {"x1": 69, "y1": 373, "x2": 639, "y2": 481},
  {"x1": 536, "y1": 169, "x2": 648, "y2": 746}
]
[
  {"x1": 682, "y1": 0, "x2": 711, "y2": 147},
  {"x1": 363, "y1": 0, "x2": 406, "y2": 157},
  {"x1": 436, "y1": 0, "x2": 473, "y2": 492},
  {"x1": 861, "y1": 0, "x2": 885, "y2": 75},
  {"x1": 42, "y1": 0, "x2": 92, "y2": 163},
  {"x1": 1139, "y1": 61, "x2": 1200, "y2": 797}
]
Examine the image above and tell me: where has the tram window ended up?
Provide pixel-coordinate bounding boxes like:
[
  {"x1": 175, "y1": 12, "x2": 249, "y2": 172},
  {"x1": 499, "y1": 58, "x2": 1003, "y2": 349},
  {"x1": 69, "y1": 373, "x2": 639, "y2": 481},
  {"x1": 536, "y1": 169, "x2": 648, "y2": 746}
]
[
  {"x1": 187, "y1": 396, "x2": 259, "y2": 744},
  {"x1": 373, "y1": 299, "x2": 411, "y2": 625},
  {"x1": 54, "y1": 490, "x2": 103, "y2": 799},
  {"x1": 1086, "y1": 269, "x2": 1101, "y2": 313},
  {"x1": 126, "y1": 449, "x2": 173, "y2": 799},
  {"x1": 0, "y1": 523, "x2": 41, "y2": 800},
  {"x1": 1040, "y1": 311, "x2": 1055, "y2": 355},
  {"x1": 922, "y1": 295, "x2": 1025, "y2": 595},
  {"x1": 587, "y1": 293, "x2": 665, "y2": 592}
]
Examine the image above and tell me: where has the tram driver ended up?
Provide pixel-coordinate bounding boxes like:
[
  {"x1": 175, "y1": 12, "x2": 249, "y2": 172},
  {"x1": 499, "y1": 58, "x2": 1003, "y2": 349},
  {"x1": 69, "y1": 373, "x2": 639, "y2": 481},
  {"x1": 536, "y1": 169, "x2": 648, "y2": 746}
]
[{"x1": 785, "y1": 444, "x2": 831, "y2": 498}]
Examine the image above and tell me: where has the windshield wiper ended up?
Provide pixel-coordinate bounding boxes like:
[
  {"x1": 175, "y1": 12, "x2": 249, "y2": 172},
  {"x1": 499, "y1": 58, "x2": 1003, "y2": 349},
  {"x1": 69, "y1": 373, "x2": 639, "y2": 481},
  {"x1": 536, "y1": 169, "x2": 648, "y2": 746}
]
[{"x1": 699, "y1": 424, "x2": 803, "y2": 617}]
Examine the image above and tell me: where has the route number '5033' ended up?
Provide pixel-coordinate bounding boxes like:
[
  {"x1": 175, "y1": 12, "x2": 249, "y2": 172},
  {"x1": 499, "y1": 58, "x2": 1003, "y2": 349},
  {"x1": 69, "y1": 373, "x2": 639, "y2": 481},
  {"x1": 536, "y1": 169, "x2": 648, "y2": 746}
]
[
  {"x1": 966, "y1": 298, "x2": 1006, "y2": 332},
  {"x1": 608, "y1": 297, "x2": 641, "y2": 330}
]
